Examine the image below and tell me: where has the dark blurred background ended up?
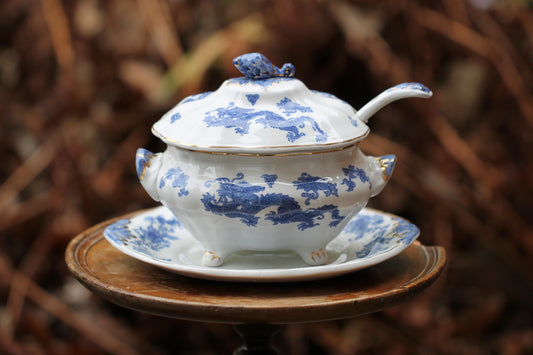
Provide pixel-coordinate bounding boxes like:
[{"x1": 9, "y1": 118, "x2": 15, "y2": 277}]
[{"x1": 1, "y1": 0, "x2": 532, "y2": 354}]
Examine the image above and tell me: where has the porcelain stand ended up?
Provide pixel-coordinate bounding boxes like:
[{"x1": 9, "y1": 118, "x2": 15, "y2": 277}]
[{"x1": 65, "y1": 211, "x2": 446, "y2": 354}]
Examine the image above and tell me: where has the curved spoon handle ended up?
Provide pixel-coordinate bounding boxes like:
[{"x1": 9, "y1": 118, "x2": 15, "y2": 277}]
[{"x1": 355, "y1": 83, "x2": 432, "y2": 123}]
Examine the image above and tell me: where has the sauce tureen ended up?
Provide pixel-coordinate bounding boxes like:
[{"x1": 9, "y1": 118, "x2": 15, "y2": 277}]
[{"x1": 135, "y1": 53, "x2": 431, "y2": 267}]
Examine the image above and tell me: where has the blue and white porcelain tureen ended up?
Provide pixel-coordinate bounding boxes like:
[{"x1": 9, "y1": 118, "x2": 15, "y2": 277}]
[{"x1": 135, "y1": 53, "x2": 431, "y2": 267}]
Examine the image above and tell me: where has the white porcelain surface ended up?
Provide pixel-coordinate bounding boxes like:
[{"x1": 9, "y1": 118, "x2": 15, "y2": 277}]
[
  {"x1": 103, "y1": 206, "x2": 420, "y2": 282},
  {"x1": 151, "y1": 53, "x2": 431, "y2": 155},
  {"x1": 137, "y1": 145, "x2": 396, "y2": 267},
  {"x1": 135, "y1": 53, "x2": 431, "y2": 267},
  {"x1": 152, "y1": 77, "x2": 369, "y2": 154}
]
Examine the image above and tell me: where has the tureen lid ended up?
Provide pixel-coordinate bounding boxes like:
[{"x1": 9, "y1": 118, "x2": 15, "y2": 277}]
[{"x1": 152, "y1": 53, "x2": 369, "y2": 154}]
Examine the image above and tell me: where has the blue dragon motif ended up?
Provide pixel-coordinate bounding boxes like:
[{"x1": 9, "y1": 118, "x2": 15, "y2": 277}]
[
  {"x1": 341, "y1": 165, "x2": 370, "y2": 191},
  {"x1": 201, "y1": 173, "x2": 344, "y2": 231},
  {"x1": 202, "y1": 173, "x2": 269, "y2": 227},
  {"x1": 277, "y1": 97, "x2": 313, "y2": 115},
  {"x1": 204, "y1": 101, "x2": 327, "y2": 143},
  {"x1": 159, "y1": 167, "x2": 190, "y2": 197},
  {"x1": 292, "y1": 173, "x2": 338, "y2": 205},
  {"x1": 266, "y1": 204, "x2": 344, "y2": 231}
]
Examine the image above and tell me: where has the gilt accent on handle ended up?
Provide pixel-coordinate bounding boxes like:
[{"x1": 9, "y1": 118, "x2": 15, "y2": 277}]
[
  {"x1": 376, "y1": 154, "x2": 397, "y2": 182},
  {"x1": 136, "y1": 148, "x2": 156, "y2": 182}
]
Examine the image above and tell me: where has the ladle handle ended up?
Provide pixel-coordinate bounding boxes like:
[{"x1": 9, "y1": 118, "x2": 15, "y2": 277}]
[{"x1": 354, "y1": 83, "x2": 432, "y2": 123}]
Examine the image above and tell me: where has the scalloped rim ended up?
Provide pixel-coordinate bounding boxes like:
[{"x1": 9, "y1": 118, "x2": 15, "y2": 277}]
[{"x1": 151, "y1": 126, "x2": 369, "y2": 155}]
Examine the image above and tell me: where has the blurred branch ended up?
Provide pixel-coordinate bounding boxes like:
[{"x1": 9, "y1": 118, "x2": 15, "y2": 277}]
[
  {"x1": 331, "y1": 0, "x2": 531, "y2": 256},
  {"x1": 136, "y1": 0, "x2": 183, "y2": 67},
  {"x1": 426, "y1": 112, "x2": 533, "y2": 253},
  {"x1": 0, "y1": 190, "x2": 51, "y2": 233},
  {"x1": 0, "y1": 124, "x2": 63, "y2": 213},
  {"x1": 329, "y1": 1, "x2": 410, "y2": 83},
  {"x1": 1, "y1": 1, "x2": 532, "y2": 352},
  {"x1": 156, "y1": 13, "x2": 270, "y2": 102},
  {"x1": 426, "y1": 113, "x2": 499, "y2": 193},
  {"x1": 364, "y1": 134, "x2": 533, "y2": 284},
  {"x1": 0, "y1": 253, "x2": 140, "y2": 355},
  {"x1": 39, "y1": 0, "x2": 74, "y2": 73},
  {"x1": 411, "y1": 3, "x2": 533, "y2": 126},
  {"x1": 472, "y1": 9, "x2": 533, "y2": 82},
  {"x1": 442, "y1": 0, "x2": 472, "y2": 25},
  {"x1": 331, "y1": 2, "x2": 494, "y2": 195},
  {"x1": 5, "y1": 228, "x2": 55, "y2": 340},
  {"x1": 91, "y1": 125, "x2": 150, "y2": 197}
]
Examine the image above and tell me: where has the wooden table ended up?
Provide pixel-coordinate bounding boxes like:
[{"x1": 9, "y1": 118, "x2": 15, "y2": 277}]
[{"x1": 66, "y1": 213, "x2": 446, "y2": 354}]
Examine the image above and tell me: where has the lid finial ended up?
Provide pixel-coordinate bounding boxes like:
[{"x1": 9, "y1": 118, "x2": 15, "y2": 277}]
[{"x1": 233, "y1": 53, "x2": 295, "y2": 80}]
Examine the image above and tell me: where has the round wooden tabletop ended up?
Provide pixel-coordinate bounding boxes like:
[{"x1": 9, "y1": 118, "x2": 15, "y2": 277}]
[{"x1": 66, "y1": 212, "x2": 446, "y2": 325}]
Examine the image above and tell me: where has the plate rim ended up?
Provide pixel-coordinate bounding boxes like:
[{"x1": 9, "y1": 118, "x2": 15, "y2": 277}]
[{"x1": 103, "y1": 206, "x2": 420, "y2": 282}]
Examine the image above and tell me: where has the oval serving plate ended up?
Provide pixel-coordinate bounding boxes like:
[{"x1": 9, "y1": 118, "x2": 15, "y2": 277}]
[{"x1": 103, "y1": 206, "x2": 419, "y2": 282}]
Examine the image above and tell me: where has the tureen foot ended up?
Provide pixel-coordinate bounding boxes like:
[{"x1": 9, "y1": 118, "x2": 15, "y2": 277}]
[
  {"x1": 202, "y1": 250, "x2": 226, "y2": 267},
  {"x1": 297, "y1": 247, "x2": 328, "y2": 266}
]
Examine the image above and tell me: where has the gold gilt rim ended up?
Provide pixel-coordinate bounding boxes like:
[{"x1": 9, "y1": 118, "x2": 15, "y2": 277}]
[{"x1": 151, "y1": 126, "x2": 369, "y2": 157}]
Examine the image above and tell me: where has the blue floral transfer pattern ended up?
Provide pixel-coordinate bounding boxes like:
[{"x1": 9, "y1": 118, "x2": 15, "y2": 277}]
[
  {"x1": 245, "y1": 94, "x2": 260, "y2": 105},
  {"x1": 344, "y1": 214, "x2": 385, "y2": 240},
  {"x1": 342, "y1": 212, "x2": 419, "y2": 258},
  {"x1": 227, "y1": 77, "x2": 294, "y2": 88},
  {"x1": 311, "y1": 90, "x2": 338, "y2": 99},
  {"x1": 311, "y1": 90, "x2": 351, "y2": 106},
  {"x1": 103, "y1": 206, "x2": 420, "y2": 276},
  {"x1": 385, "y1": 82, "x2": 431, "y2": 94},
  {"x1": 105, "y1": 219, "x2": 132, "y2": 244},
  {"x1": 261, "y1": 174, "x2": 277, "y2": 188},
  {"x1": 181, "y1": 91, "x2": 213, "y2": 104},
  {"x1": 170, "y1": 112, "x2": 181, "y2": 123},
  {"x1": 159, "y1": 167, "x2": 190, "y2": 197},
  {"x1": 104, "y1": 212, "x2": 182, "y2": 261},
  {"x1": 203, "y1": 100, "x2": 327, "y2": 143},
  {"x1": 201, "y1": 172, "x2": 344, "y2": 231},
  {"x1": 348, "y1": 115, "x2": 359, "y2": 127}
]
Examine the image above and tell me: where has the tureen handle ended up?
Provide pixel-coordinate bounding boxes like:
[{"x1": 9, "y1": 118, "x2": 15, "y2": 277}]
[
  {"x1": 233, "y1": 53, "x2": 295, "y2": 79},
  {"x1": 136, "y1": 148, "x2": 163, "y2": 202}
]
